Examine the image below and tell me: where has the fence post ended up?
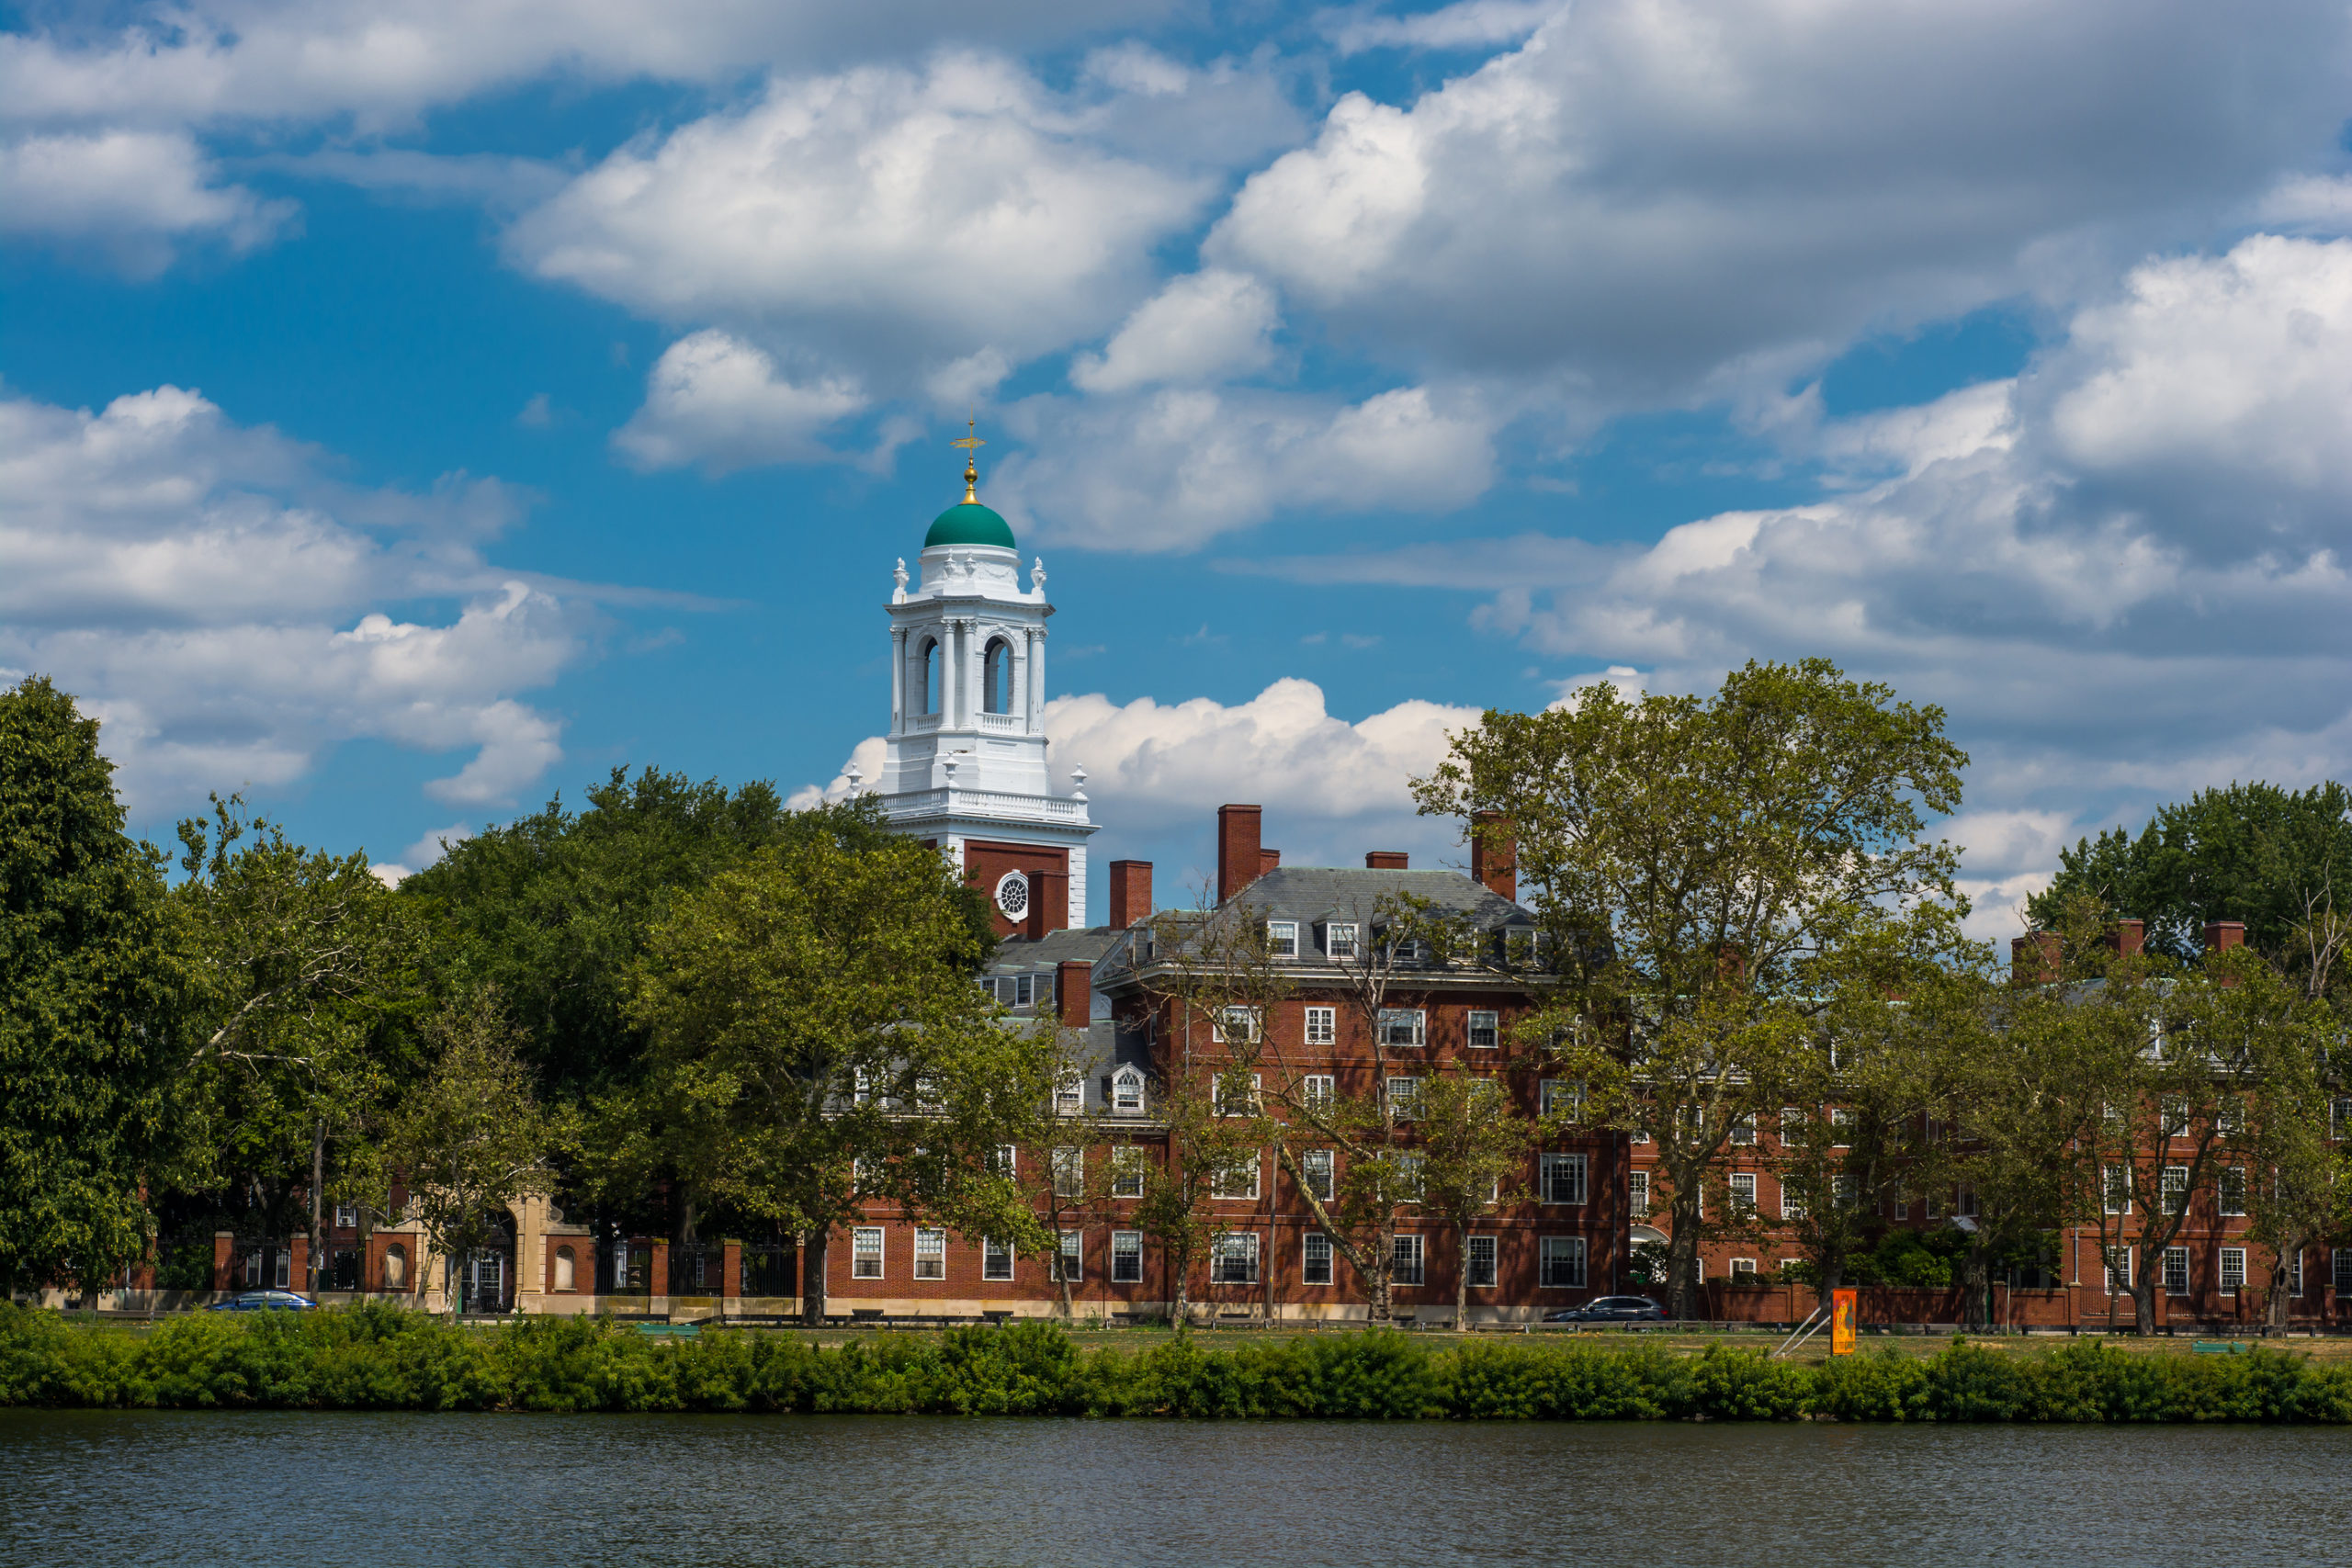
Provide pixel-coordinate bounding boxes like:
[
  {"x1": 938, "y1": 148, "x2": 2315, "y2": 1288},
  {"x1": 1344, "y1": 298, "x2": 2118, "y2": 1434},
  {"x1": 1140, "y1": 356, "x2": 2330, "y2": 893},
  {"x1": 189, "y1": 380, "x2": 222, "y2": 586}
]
[
  {"x1": 211, "y1": 1231, "x2": 234, "y2": 1292},
  {"x1": 721, "y1": 1241, "x2": 741, "y2": 1305}
]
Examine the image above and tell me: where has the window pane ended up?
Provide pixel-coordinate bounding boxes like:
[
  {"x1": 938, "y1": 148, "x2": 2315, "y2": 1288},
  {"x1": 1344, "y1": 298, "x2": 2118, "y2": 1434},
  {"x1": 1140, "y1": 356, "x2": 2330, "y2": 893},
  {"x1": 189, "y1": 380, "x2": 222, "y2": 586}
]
[
  {"x1": 1465, "y1": 1235, "x2": 1498, "y2": 1288},
  {"x1": 1303, "y1": 1233, "x2": 1333, "y2": 1286},
  {"x1": 1112, "y1": 1231, "x2": 1143, "y2": 1283}
]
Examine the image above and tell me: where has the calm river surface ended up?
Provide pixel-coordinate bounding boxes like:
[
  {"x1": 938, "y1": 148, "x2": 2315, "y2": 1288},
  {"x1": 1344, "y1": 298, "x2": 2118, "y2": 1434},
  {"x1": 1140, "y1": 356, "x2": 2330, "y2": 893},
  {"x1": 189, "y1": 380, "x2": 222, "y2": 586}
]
[{"x1": 4, "y1": 1411, "x2": 2346, "y2": 1566}]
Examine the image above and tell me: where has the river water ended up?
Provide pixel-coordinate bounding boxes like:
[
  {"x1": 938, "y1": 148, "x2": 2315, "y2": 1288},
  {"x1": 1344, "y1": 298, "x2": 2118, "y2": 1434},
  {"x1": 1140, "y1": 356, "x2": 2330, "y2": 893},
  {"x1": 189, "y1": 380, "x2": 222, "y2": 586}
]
[{"x1": 4, "y1": 1411, "x2": 2345, "y2": 1565}]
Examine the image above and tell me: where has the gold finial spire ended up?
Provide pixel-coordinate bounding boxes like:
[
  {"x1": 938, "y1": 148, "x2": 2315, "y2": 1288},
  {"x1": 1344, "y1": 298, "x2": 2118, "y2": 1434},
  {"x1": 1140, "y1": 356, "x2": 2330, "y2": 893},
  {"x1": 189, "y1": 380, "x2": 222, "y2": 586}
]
[{"x1": 951, "y1": 417, "x2": 985, "y2": 503}]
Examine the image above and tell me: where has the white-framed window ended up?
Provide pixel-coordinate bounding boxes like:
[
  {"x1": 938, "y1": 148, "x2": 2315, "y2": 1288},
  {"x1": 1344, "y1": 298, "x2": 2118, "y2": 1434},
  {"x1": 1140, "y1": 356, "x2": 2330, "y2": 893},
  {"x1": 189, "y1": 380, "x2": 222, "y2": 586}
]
[
  {"x1": 852, "y1": 1227, "x2": 885, "y2": 1280},
  {"x1": 333, "y1": 1203, "x2": 358, "y2": 1230},
  {"x1": 1055, "y1": 1077, "x2": 1085, "y2": 1117},
  {"x1": 1729, "y1": 1172, "x2": 1757, "y2": 1213},
  {"x1": 914, "y1": 1228, "x2": 945, "y2": 1280},
  {"x1": 2218, "y1": 1167, "x2": 2246, "y2": 1217},
  {"x1": 1111, "y1": 1145, "x2": 1147, "y2": 1199},
  {"x1": 1780, "y1": 1179, "x2": 1805, "y2": 1222},
  {"x1": 1628, "y1": 1169, "x2": 1650, "y2": 1217},
  {"x1": 993, "y1": 1145, "x2": 1018, "y2": 1179},
  {"x1": 1305, "y1": 1006, "x2": 1337, "y2": 1045},
  {"x1": 1213, "y1": 1232, "x2": 1261, "y2": 1285},
  {"x1": 2164, "y1": 1246, "x2": 2189, "y2": 1293},
  {"x1": 2216, "y1": 1097, "x2": 2245, "y2": 1136},
  {"x1": 1303, "y1": 1074, "x2": 1336, "y2": 1111},
  {"x1": 1778, "y1": 1107, "x2": 1804, "y2": 1142},
  {"x1": 1326, "y1": 922, "x2": 1361, "y2": 960},
  {"x1": 1057, "y1": 1229, "x2": 1083, "y2": 1283},
  {"x1": 1540, "y1": 1079, "x2": 1583, "y2": 1120},
  {"x1": 1957, "y1": 1185, "x2": 1979, "y2": 1219},
  {"x1": 1301, "y1": 1147, "x2": 1335, "y2": 1202},
  {"x1": 2292, "y1": 1249, "x2": 2305, "y2": 1297},
  {"x1": 1112, "y1": 1230, "x2": 1143, "y2": 1283},
  {"x1": 1266, "y1": 919, "x2": 1299, "y2": 958},
  {"x1": 1111, "y1": 1066, "x2": 1145, "y2": 1116},
  {"x1": 2336, "y1": 1248, "x2": 2352, "y2": 1293},
  {"x1": 1465, "y1": 1234, "x2": 1498, "y2": 1289},
  {"x1": 1467, "y1": 1010, "x2": 1500, "y2": 1048},
  {"x1": 2105, "y1": 1246, "x2": 2132, "y2": 1292},
  {"x1": 1540, "y1": 1152, "x2": 1588, "y2": 1205},
  {"x1": 2220, "y1": 1247, "x2": 2246, "y2": 1294},
  {"x1": 1389, "y1": 1152, "x2": 1425, "y2": 1203},
  {"x1": 1213, "y1": 1153, "x2": 1261, "y2": 1201},
  {"x1": 1393, "y1": 1234, "x2": 1426, "y2": 1286},
  {"x1": 2335, "y1": 1099, "x2": 2352, "y2": 1138},
  {"x1": 982, "y1": 1238, "x2": 1015, "y2": 1281},
  {"x1": 2103, "y1": 1166, "x2": 2132, "y2": 1215},
  {"x1": 1730, "y1": 1258, "x2": 1758, "y2": 1282},
  {"x1": 1540, "y1": 1235, "x2": 1587, "y2": 1289},
  {"x1": 1387, "y1": 1077, "x2": 1422, "y2": 1119},
  {"x1": 1052, "y1": 1146, "x2": 1086, "y2": 1199},
  {"x1": 1216, "y1": 1006, "x2": 1263, "y2": 1045},
  {"x1": 1829, "y1": 1108, "x2": 1856, "y2": 1145},
  {"x1": 1831, "y1": 1175, "x2": 1859, "y2": 1210},
  {"x1": 2160, "y1": 1096, "x2": 2188, "y2": 1138},
  {"x1": 2162, "y1": 1165, "x2": 2189, "y2": 1215},
  {"x1": 1379, "y1": 1009, "x2": 1427, "y2": 1048},
  {"x1": 853, "y1": 1067, "x2": 874, "y2": 1106},
  {"x1": 1217, "y1": 1071, "x2": 1261, "y2": 1118},
  {"x1": 1302, "y1": 1232, "x2": 1334, "y2": 1286},
  {"x1": 1729, "y1": 1113, "x2": 1757, "y2": 1146}
]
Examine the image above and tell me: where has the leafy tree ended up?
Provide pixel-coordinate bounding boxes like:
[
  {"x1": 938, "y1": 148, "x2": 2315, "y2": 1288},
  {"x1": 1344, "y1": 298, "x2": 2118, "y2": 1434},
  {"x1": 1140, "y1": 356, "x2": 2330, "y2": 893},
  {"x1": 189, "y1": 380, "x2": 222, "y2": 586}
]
[
  {"x1": 0, "y1": 677, "x2": 190, "y2": 1297},
  {"x1": 1413, "y1": 1068, "x2": 1533, "y2": 1331},
  {"x1": 2031, "y1": 782, "x2": 2352, "y2": 968},
  {"x1": 1416, "y1": 658, "x2": 1972, "y2": 1319},
  {"x1": 626, "y1": 828, "x2": 1048, "y2": 1325},
  {"x1": 381, "y1": 988, "x2": 563, "y2": 1320},
  {"x1": 1129, "y1": 1066, "x2": 1262, "y2": 1328},
  {"x1": 174, "y1": 793, "x2": 420, "y2": 1295}
]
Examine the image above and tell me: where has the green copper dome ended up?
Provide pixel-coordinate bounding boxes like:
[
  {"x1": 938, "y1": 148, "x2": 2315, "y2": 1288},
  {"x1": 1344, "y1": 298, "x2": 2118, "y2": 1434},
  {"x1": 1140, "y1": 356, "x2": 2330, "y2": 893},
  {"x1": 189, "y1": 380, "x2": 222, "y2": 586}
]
[{"x1": 924, "y1": 501, "x2": 1016, "y2": 550}]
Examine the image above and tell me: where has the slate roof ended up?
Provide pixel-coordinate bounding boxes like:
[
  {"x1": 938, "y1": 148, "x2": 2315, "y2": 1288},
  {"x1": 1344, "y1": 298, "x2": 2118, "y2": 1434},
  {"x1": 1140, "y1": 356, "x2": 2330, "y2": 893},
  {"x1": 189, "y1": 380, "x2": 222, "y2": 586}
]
[{"x1": 1231, "y1": 865, "x2": 1532, "y2": 931}]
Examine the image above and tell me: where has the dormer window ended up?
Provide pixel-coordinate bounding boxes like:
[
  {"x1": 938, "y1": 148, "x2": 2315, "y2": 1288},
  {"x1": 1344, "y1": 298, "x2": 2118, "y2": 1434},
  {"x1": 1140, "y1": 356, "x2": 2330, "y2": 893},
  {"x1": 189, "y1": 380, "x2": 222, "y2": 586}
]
[
  {"x1": 1265, "y1": 919, "x2": 1298, "y2": 958},
  {"x1": 1111, "y1": 1066, "x2": 1145, "y2": 1116},
  {"x1": 1324, "y1": 922, "x2": 1360, "y2": 961}
]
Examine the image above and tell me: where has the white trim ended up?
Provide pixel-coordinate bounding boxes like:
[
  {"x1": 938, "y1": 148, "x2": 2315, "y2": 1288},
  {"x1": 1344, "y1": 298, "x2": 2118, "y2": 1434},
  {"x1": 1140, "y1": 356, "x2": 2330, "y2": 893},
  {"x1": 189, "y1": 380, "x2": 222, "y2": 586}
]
[
  {"x1": 1111, "y1": 1229, "x2": 1144, "y2": 1283},
  {"x1": 852, "y1": 1226, "x2": 885, "y2": 1280},
  {"x1": 1305, "y1": 1007, "x2": 1337, "y2": 1046},
  {"x1": 1302, "y1": 1231, "x2": 1334, "y2": 1287},
  {"x1": 1466, "y1": 1010, "x2": 1499, "y2": 1048}
]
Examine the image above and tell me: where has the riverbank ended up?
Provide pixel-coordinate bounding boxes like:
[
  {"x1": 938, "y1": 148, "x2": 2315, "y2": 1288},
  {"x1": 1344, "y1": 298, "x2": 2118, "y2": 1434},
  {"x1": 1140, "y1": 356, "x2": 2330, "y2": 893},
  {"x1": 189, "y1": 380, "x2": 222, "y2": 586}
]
[{"x1": 6, "y1": 1303, "x2": 2352, "y2": 1421}]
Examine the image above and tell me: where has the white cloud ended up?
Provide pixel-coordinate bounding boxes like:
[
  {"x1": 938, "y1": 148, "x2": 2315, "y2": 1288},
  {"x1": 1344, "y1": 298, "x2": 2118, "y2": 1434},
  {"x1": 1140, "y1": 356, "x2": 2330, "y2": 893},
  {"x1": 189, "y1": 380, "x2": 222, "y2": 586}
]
[
  {"x1": 1070, "y1": 270, "x2": 1279, "y2": 393},
  {"x1": 1322, "y1": 1, "x2": 1557, "y2": 56},
  {"x1": 804, "y1": 679, "x2": 1487, "y2": 897},
  {"x1": 612, "y1": 330, "x2": 867, "y2": 474},
  {"x1": 1208, "y1": 0, "x2": 2352, "y2": 405},
  {"x1": 999, "y1": 382, "x2": 1500, "y2": 551},
  {"x1": 0, "y1": 129, "x2": 291, "y2": 271},
  {"x1": 0, "y1": 384, "x2": 589, "y2": 813},
  {"x1": 506, "y1": 53, "x2": 1212, "y2": 377},
  {"x1": 1253, "y1": 233, "x2": 2352, "y2": 917},
  {"x1": 370, "y1": 820, "x2": 475, "y2": 886}
]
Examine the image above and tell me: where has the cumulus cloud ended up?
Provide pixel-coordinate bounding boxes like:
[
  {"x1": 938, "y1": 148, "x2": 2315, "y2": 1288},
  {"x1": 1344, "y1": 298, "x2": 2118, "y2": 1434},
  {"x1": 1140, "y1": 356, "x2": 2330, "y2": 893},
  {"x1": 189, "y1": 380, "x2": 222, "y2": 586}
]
[
  {"x1": 612, "y1": 330, "x2": 868, "y2": 473},
  {"x1": 506, "y1": 53, "x2": 1213, "y2": 378},
  {"x1": 0, "y1": 384, "x2": 588, "y2": 813},
  {"x1": 1069, "y1": 270, "x2": 1280, "y2": 393},
  {"x1": 804, "y1": 679, "x2": 1486, "y2": 900},
  {"x1": 1208, "y1": 0, "x2": 2352, "y2": 405},
  {"x1": 1249, "y1": 234, "x2": 2352, "y2": 937},
  {"x1": 0, "y1": 129, "x2": 291, "y2": 271},
  {"x1": 998, "y1": 383, "x2": 1500, "y2": 551},
  {"x1": 1321, "y1": 1, "x2": 1557, "y2": 56}
]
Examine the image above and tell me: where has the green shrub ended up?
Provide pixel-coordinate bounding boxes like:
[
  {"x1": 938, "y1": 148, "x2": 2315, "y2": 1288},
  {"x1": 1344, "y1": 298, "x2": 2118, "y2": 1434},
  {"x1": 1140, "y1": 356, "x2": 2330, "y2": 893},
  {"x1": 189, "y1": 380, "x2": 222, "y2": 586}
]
[{"x1": 5, "y1": 1305, "x2": 2352, "y2": 1423}]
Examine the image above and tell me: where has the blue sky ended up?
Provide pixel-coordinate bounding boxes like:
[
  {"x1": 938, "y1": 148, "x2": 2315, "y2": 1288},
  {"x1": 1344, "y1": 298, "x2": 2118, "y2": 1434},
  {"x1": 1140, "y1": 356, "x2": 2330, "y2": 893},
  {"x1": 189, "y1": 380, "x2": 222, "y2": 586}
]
[{"x1": 6, "y1": 0, "x2": 2352, "y2": 932}]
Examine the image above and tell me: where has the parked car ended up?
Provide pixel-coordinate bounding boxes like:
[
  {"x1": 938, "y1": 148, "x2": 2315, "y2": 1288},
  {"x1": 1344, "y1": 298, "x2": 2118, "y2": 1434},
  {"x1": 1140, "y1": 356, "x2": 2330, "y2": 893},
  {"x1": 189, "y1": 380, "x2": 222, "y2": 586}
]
[
  {"x1": 206, "y1": 1290, "x2": 318, "y2": 1313},
  {"x1": 1544, "y1": 1295, "x2": 1666, "y2": 1324}
]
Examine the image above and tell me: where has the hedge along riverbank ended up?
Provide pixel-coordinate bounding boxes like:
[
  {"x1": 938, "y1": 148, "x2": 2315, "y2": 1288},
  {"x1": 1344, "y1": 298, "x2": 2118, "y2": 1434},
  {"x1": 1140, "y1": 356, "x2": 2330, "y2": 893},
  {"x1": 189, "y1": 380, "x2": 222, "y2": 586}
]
[{"x1": 6, "y1": 1304, "x2": 2352, "y2": 1422}]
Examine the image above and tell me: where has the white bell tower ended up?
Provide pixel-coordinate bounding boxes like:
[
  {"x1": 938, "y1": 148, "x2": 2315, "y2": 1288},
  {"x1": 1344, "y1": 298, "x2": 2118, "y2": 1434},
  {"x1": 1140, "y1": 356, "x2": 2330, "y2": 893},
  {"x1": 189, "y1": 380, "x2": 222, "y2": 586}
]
[{"x1": 874, "y1": 427, "x2": 1096, "y2": 934}]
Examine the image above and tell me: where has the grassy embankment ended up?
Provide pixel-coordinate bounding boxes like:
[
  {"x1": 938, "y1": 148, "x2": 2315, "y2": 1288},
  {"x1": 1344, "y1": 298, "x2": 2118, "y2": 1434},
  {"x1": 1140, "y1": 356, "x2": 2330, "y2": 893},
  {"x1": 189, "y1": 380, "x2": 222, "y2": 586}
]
[{"x1": 7, "y1": 1303, "x2": 2352, "y2": 1420}]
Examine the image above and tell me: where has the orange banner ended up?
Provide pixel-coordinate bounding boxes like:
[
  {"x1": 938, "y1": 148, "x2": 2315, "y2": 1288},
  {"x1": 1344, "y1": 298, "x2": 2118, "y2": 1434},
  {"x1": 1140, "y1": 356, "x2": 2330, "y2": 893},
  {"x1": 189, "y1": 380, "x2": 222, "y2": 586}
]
[{"x1": 1830, "y1": 1288, "x2": 1858, "y2": 1355}]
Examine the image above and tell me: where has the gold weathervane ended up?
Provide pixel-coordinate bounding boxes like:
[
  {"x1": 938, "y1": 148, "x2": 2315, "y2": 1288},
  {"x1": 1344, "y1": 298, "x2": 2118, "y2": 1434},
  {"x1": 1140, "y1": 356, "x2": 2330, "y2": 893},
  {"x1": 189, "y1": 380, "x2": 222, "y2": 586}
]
[{"x1": 952, "y1": 418, "x2": 984, "y2": 503}]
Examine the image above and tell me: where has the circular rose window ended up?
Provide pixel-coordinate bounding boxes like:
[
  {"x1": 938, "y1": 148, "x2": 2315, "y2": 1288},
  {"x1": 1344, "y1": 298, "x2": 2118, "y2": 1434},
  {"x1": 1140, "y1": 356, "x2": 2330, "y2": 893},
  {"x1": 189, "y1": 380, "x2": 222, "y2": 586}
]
[{"x1": 995, "y1": 871, "x2": 1031, "y2": 919}]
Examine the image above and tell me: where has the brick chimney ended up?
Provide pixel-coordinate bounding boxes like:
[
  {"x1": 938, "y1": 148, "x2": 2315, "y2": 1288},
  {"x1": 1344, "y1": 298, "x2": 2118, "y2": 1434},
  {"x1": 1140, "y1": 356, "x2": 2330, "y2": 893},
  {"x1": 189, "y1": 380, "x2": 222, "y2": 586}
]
[
  {"x1": 1217, "y1": 805, "x2": 1262, "y2": 903},
  {"x1": 1470, "y1": 811, "x2": 1516, "y2": 902},
  {"x1": 2108, "y1": 919, "x2": 2144, "y2": 957},
  {"x1": 1024, "y1": 868, "x2": 1069, "y2": 940},
  {"x1": 1109, "y1": 860, "x2": 1152, "y2": 929},
  {"x1": 1365, "y1": 851, "x2": 1408, "y2": 869},
  {"x1": 2011, "y1": 931, "x2": 2061, "y2": 986},
  {"x1": 2203, "y1": 920, "x2": 2245, "y2": 953},
  {"x1": 1260, "y1": 848, "x2": 1282, "y2": 876},
  {"x1": 1057, "y1": 960, "x2": 1091, "y2": 1028}
]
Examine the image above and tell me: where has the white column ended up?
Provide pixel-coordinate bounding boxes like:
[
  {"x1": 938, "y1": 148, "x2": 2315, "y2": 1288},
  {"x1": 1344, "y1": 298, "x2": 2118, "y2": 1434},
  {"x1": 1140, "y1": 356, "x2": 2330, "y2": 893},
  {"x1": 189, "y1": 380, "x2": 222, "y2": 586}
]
[
  {"x1": 944, "y1": 620, "x2": 962, "y2": 727},
  {"x1": 1027, "y1": 626, "x2": 1046, "y2": 732},
  {"x1": 889, "y1": 626, "x2": 907, "y2": 734}
]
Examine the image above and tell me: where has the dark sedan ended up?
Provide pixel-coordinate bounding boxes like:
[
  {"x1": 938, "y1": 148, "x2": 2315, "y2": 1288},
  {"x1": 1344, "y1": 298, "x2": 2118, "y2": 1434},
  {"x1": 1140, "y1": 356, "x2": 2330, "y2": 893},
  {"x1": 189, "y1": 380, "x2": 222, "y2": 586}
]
[
  {"x1": 1544, "y1": 1295, "x2": 1666, "y2": 1324},
  {"x1": 206, "y1": 1290, "x2": 318, "y2": 1313}
]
